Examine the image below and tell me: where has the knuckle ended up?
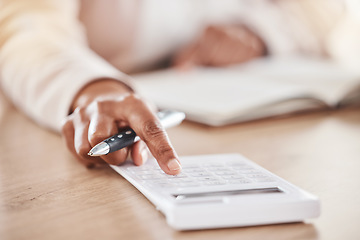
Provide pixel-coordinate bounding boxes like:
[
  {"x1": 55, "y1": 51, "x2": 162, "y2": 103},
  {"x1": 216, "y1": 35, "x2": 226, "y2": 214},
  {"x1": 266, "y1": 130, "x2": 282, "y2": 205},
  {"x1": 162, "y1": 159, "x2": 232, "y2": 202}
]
[
  {"x1": 61, "y1": 118, "x2": 73, "y2": 135},
  {"x1": 155, "y1": 144, "x2": 174, "y2": 158},
  {"x1": 123, "y1": 93, "x2": 142, "y2": 105},
  {"x1": 88, "y1": 100, "x2": 114, "y2": 116},
  {"x1": 205, "y1": 25, "x2": 216, "y2": 32},
  {"x1": 88, "y1": 100, "x2": 103, "y2": 114},
  {"x1": 74, "y1": 106, "x2": 86, "y2": 116},
  {"x1": 126, "y1": 92, "x2": 140, "y2": 100},
  {"x1": 72, "y1": 107, "x2": 88, "y2": 122},
  {"x1": 141, "y1": 120, "x2": 165, "y2": 141},
  {"x1": 88, "y1": 115, "x2": 117, "y2": 144},
  {"x1": 95, "y1": 100, "x2": 111, "y2": 114},
  {"x1": 205, "y1": 25, "x2": 220, "y2": 35}
]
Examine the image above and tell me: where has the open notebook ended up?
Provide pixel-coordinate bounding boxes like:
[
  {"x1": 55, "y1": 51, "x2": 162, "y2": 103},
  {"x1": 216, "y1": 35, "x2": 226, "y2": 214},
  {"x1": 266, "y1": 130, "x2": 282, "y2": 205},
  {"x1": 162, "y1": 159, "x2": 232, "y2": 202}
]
[{"x1": 132, "y1": 57, "x2": 360, "y2": 126}]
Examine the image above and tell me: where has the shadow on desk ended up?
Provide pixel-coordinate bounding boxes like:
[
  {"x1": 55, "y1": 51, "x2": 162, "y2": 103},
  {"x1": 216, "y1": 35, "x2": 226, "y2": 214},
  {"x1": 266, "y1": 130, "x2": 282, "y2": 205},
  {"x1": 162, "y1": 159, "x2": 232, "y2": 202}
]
[{"x1": 172, "y1": 223, "x2": 318, "y2": 240}]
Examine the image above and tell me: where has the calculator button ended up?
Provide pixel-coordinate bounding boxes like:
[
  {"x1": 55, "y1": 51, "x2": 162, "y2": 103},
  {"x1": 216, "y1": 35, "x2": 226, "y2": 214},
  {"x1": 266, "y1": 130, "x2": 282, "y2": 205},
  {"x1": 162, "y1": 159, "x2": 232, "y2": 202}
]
[
  {"x1": 168, "y1": 178, "x2": 193, "y2": 184},
  {"x1": 226, "y1": 161, "x2": 247, "y2": 166},
  {"x1": 170, "y1": 173, "x2": 188, "y2": 178},
  {"x1": 176, "y1": 182, "x2": 200, "y2": 188},
  {"x1": 167, "y1": 178, "x2": 181, "y2": 183},
  {"x1": 253, "y1": 178, "x2": 276, "y2": 183},
  {"x1": 236, "y1": 169, "x2": 263, "y2": 174},
  {"x1": 203, "y1": 180, "x2": 227, "y2": 186},
  {"x1": 226, "y1": 179, "x2": 252, "y2": 184},
  {"x1": 183, "y1": 168, "x2": 207, "y2": 173},
  {"x1": 181, "y1": 164, "x2": 200, "y2": 169},
  {"x1": 154, "y1": 183, "x2": 176, "y2": 188},
  {"x1": 174, "y1": 178, "x2": 194, "y2": 183},
  {"x1": 148, "y1": 179, "x2": 170, "y2": 184},
  {"x1": 130, "y1": 170, "x2": 154, "y2": 175},
  {"x1": 206, "y1": 167, "x2": 231, "y2": 172},
  {"x1": 196, "y1": 176, "x2": 220, "y2": 182},
  {"x1": 214, "y1": 171, "x2": 236, "y2": 176},
  {"x1": 189, "y1": 172, "x2": 213, "y2": 177},
  {"x1": 221, "y1": 175, "x2": 247, "y2": 179},
  {"x1": 203, "y1": 163, "x2": 225, "y2": 168},
  {"x1": 231, "y1": 166, "x2": 255, "y2": 171},
  {"x1": 246, "y1": 174, "x2": 271, "y2": 179},
  {"x1": 130, "y1": 166, "x2": 158, "y2": 172},
  {"x1": 139, "y1": 174, "x2": 165, "y2": 180}
]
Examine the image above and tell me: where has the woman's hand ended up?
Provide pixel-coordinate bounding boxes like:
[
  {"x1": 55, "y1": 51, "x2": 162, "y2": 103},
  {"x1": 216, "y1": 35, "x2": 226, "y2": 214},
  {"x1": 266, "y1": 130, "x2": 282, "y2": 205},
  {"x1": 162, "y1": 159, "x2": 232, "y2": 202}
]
[
  {"x1": 61, "y1": 79, "x2": 181, "y2": 175},
  {"x1": 173, "y1": 25, "x2": 266, "y2": 69}
]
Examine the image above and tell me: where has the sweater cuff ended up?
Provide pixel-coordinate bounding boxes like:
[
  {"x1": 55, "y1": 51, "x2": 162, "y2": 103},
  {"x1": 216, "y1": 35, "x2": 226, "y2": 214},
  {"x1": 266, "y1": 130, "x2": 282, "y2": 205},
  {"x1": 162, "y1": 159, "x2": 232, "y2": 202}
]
[{"x1": 38, "y1": 48, "x2": 133, "y2": 132}]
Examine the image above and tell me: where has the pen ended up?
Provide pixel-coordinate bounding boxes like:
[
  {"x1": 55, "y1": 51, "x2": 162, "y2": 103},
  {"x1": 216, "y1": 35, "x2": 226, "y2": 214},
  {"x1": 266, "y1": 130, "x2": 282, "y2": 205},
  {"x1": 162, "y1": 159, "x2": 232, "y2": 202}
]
[{"x1": 88, "y1": 110, "x2": 186, "y2": 157}]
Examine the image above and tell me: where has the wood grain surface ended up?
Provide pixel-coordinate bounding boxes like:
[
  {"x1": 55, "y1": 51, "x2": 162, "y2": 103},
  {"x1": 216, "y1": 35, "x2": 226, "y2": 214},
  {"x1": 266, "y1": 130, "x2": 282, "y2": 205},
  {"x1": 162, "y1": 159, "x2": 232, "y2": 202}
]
[{"x1": 1, "y1": 93, "x2": 359, "y2": 240}]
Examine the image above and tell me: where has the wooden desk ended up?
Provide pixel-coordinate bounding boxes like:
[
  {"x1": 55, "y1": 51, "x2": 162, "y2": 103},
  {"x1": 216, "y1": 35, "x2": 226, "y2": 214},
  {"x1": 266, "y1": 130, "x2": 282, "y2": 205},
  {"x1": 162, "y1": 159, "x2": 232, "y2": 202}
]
[{"x1": 1, "y1": 93, "x2": 359, "y2": 240}]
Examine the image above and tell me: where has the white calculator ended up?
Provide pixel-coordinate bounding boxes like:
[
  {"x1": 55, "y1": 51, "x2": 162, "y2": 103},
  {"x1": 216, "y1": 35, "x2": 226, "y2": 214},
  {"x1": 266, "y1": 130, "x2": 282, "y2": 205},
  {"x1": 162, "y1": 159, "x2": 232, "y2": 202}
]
[{"x1": 110, "y1": 153, "x2": 320, "y2": 230}]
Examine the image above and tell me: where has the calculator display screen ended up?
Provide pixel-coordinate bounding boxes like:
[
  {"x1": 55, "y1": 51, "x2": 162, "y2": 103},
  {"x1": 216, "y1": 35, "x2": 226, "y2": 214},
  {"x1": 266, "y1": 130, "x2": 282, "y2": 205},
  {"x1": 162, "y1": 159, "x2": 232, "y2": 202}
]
[{"x1": 173, "y1": 187, "x2": 283, "y2": 200}]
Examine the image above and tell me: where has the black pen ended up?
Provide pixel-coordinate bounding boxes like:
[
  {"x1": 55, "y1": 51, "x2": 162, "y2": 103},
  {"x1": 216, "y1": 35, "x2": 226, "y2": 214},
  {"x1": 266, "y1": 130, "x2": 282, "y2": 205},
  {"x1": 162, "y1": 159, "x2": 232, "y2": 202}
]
[{"x1": 88, "y1": 110, "x2": 185, "y2": 157}]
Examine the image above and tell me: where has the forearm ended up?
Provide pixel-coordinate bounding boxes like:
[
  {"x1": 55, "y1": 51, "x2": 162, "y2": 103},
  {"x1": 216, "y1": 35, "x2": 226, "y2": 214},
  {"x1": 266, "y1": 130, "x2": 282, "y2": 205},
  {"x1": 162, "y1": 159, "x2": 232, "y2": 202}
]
[{"x1": 0, "y1": 0, "x2": 129, "y2": 132}]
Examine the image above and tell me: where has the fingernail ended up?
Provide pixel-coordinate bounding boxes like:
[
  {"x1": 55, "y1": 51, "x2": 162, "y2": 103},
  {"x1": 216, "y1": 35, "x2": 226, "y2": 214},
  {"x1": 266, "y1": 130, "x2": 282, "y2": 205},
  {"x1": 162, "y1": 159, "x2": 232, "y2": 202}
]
[
  {"x1": 140, "y1": 149, "x2": 148, "y2": 165},
  {"x1": 167, "y1": 159, "x2": 182, "y2": 171}
]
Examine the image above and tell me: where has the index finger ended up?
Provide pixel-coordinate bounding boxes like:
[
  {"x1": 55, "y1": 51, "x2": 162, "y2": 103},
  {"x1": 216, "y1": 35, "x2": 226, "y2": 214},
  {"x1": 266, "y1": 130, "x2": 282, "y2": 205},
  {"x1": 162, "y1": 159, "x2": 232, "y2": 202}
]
[{"x1": 117, "y1": 96, "x2": 182, "y2": 175}]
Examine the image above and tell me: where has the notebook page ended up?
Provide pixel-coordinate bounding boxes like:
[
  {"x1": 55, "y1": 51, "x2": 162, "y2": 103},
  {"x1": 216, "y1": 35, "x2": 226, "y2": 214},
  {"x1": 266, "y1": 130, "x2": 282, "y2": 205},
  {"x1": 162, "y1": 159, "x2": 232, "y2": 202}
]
[
  {"x1": 231, "y1": 57, "x2": 360, "y2": 106},
  {"x1": 132, "y1": 68, "x2": 311, "y2": 125},
  {"x1": 132, "y1": 57, "x2": 360, "y2": 125}
]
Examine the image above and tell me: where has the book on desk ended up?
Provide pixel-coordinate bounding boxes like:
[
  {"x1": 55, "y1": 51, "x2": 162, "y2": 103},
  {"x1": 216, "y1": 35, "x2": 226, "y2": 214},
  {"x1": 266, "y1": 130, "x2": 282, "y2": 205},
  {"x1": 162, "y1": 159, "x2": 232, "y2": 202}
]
[{"x1": 132, "y1": 57, "x2": 360, "y2": 126}]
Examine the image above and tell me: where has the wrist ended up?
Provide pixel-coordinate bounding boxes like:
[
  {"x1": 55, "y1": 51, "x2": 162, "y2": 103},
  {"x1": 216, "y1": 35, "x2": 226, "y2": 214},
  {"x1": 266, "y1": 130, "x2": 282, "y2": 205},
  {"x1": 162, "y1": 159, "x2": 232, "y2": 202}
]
[{"x1": 71, "y1": 79, "x2": 133, "y2": 112}]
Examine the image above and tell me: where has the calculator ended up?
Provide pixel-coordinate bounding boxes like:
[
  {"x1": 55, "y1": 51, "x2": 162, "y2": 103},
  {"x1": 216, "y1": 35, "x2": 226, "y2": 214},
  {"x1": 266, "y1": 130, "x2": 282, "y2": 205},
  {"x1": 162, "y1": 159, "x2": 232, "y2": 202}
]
[{"x1": 110, "y1": 153, "x2": 320, "y2": 230}]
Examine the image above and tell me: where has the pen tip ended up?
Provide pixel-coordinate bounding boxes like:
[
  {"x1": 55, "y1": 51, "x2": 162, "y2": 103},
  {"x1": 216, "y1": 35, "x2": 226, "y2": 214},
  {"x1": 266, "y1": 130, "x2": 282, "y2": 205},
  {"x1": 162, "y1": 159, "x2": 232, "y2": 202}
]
[{"x1": 88, "y1": 152, "x2": 93, "y2": 156}]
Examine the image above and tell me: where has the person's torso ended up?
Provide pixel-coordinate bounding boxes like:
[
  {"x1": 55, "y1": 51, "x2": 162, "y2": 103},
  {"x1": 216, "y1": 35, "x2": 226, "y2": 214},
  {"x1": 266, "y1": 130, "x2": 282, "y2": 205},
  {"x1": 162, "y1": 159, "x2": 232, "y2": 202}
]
[{"x1": 79, "y1": 0, "x2": 346, "y2": 73}]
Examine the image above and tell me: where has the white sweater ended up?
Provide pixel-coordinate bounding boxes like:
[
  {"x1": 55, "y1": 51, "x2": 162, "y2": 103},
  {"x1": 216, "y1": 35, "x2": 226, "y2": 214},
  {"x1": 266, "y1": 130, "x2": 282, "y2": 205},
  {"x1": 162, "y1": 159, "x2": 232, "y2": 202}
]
[{"x1": 0, "y1": 0, "x2": 357, "y2": 131}]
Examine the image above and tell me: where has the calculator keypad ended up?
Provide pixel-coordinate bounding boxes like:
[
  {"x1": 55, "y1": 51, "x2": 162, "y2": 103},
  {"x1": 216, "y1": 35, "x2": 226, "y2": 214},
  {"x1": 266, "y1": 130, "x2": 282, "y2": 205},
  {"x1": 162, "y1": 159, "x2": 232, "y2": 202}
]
[{"x1": 127, "y1": 161, "x2": 276, "y2": 189}]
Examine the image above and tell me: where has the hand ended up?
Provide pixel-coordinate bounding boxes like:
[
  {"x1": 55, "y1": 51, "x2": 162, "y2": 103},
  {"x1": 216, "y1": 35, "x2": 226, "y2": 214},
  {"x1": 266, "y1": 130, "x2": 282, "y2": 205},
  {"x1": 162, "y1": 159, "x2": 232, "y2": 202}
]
[
  {"x1": 173, "y1": 25, "x2": 266, "y2": 69},
  {"x1": 61, "y1": 79, "x2": 182, "y2": 175}
]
